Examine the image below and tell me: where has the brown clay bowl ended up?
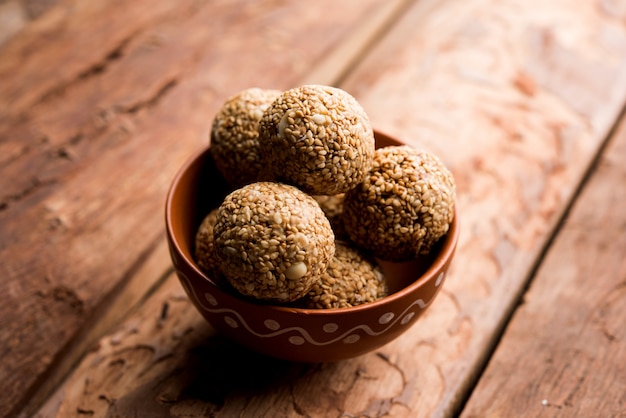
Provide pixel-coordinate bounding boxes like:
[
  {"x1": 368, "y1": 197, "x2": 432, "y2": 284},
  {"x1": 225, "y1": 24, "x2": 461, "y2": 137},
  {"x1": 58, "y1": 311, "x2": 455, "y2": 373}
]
[{"x1": 165, "y1": 131, "x2": 459, "y2": 362}]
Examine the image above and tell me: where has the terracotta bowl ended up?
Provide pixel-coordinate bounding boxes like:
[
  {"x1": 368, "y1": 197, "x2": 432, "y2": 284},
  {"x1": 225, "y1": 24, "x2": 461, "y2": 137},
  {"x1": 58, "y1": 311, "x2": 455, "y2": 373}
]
[{"x1": 165, "y1": 131, "x2": 459, "y2": 362}]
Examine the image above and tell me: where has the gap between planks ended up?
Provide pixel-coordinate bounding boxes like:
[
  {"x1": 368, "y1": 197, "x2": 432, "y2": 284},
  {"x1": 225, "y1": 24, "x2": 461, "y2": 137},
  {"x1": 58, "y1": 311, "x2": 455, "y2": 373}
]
[
  {"x1": 299, "y1": 0, "x2": 416, "y2": 87},
  {"x1": 459, "y1": 84, "x2": 626, "y2": 418},
  {"x1": 15, "y1": 236, "x2": 173, "y2": 418},
  {"x1": 454, "y1": 97, "x2": 626, "y2": 416}
]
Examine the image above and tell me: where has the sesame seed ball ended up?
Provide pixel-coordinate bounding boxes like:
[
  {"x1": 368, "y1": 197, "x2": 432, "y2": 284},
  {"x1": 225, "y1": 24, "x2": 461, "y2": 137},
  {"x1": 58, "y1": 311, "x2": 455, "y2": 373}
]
[
  {"x1": 298, "y1": 241, "x2": 388, "y2": 309},
  {"x1": 258, "y1": 84, "x2": 375, "y2": 195},
  {"x1": 343, "y1": 146, "x2": 456, "y2": 262},
  {"x1": 213, "y1": 181, "x2": 335, "y2": 302},
  {"x1": 194, "y1": 208, "x2": 221, "y2": 280},
  {"x1": 313, "y1": 193, "x2": 349, "y2": 241},
  {"x1": 210, "y1": 87, "x2": 282, "y2": 188}
]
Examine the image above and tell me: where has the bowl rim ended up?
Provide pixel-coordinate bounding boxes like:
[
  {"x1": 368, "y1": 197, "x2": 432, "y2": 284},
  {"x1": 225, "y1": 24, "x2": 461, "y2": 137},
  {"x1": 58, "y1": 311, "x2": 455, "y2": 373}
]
[{"x1": 165, "y1": 134, "x2": 459, "y2": 316}]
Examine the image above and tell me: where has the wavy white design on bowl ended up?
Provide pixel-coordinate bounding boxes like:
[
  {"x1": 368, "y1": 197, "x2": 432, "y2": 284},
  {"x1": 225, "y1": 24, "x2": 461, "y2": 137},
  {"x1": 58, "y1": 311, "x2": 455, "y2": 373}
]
[
  {"x1": 378, "y1": 312, "x2": 395, "y2": 324},
  {"x1": 435, "y1": 271, "x2": 445, "y2": 287},
  {"x1": 178, "y1": 271, "x2": 441, "y2": 346},
  {"x1": 322, "y1": 323, "x2": 339, "y2": 333}
]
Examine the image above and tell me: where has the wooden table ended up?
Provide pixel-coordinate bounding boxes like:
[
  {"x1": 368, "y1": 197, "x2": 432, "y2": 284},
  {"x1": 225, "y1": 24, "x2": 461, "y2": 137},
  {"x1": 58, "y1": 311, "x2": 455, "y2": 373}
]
[{"x1": 1, "y1": 0, "x2": 625, "y2": 417}]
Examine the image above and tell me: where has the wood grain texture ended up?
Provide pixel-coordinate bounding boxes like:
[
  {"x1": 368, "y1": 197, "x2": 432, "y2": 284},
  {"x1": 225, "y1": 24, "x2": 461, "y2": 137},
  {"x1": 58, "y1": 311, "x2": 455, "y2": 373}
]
[
  {"x1": 460, "y1": 94, "x2": 626, "y2": 418},
  {"x1": 0, "y1": 0, "x2": 61, "y2": 47},
  {"x1": 33, "y1": 0, "x2": 626, "y2": 417},
  {"x1": 0, "y1": 0, "x2": 394, "y2": 416},
  {"x1": 38, "y1": 273, "x2": 424, "y2": 418},
  {"x1": 299, "y1": 0, "x2": 415, "y2": 86}
]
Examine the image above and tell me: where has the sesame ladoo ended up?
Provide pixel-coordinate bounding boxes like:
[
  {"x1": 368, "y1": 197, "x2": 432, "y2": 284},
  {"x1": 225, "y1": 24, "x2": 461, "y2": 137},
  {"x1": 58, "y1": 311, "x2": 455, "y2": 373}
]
[
  {"x1": 213, "y1": 181, "x2": 335, "y2": 302},
  {"x1": 298, "y1": 241, "x2": 388, "y2": 309},
  {"x1": 194, "y1": 208, "x2": 221, "y2": 280},
  {"x1": 313, "y1": 193, "x2": 349, "y2": 241},
  {"x1": 343, "y1": 146, "x2": 456, "y2": 262},
  {"x1": 210, "y1": 87, "x2": 282, "y2": 188},
  {"x1": 258, "y1": 84, "x2": 375, "y2": 195}
]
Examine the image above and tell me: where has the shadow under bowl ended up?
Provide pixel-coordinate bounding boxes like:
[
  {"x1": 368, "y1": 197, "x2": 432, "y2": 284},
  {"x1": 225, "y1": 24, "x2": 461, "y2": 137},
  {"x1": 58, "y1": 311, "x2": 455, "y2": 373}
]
[{"x1": 165, "y1": 130, "x2": 459, "y2": 362}]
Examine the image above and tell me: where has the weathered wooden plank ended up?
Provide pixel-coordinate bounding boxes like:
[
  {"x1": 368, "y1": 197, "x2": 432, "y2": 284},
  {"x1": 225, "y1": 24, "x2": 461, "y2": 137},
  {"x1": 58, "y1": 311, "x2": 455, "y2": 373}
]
[
  {"x1": 460, "y1": 97, "x2": 626, "y2": 418},
  {"x1": 0, "y1": 0, "x2": 397, "y2": 416},
  {"x1": 0, "y1": 1, "x2": 26, "y2": 47},
  {"x1": 34, "y1": 0, "x2": 626, "y2": 417},
  {"x1": 462, "y1": 107, "x2": 626, "y2": 417},
  {"x1": 39, "y1": 272, "x2": 435, "y2": 418},
  {"x1": 35, "y1": 274, "x2": 264, "y2": 418}
]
